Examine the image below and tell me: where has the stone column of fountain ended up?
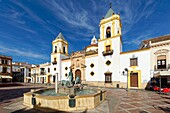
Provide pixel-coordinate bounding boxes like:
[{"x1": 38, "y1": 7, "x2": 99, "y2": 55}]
[{"x1": 55, "y1": 73, "x2": 59, "y2": 93}]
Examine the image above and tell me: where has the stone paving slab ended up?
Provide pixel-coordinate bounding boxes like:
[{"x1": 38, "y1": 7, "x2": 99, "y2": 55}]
[{"x1": 0, "y1": 83, "x2": 170, "y2": 113}]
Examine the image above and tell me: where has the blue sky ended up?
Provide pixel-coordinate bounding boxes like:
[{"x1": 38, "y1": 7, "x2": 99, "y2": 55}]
[{"x1": 0, "y1": 0, "x2": 170, "y2": 64}]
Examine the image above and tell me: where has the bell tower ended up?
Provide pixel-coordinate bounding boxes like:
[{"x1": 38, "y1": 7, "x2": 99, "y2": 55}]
[
  {"x1": 98, "y1": 4, "x2": 122, "y2": 56},
  {"x1": 52, "y1": 32, "x2": 68, "y2": 56},
  {"x1": 98, "y1": 4, "x2": 123, "y2": 83},
  {"x1": 99, "y1": 4, "x2": 122, "y2": 40},
  {"x1": 51, "y1": 32, "x2": 69, "y2": 81}
]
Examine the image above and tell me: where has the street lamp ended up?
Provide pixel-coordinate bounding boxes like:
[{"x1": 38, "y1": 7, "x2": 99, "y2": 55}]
[
  {"x1": 124, "y1": 68, "x2": 129, "y2": 91},
  {"x1": 159, "y1": 75, "x2": 161, "y2": 94},
  {"x1": 55, "y1": 73, "x2": 59, "y2": 93}
]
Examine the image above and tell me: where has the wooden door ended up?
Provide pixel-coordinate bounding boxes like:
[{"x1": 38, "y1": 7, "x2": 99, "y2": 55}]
[
  {"x1": 48, "y1": 76, "x2": 50, "y2": 83},
  {"x1": 130, "y1": 73, "x2": 138, "y2": 87},
  {"x1": 75, "y1": 69, "x2": 81, "y2": 80}
]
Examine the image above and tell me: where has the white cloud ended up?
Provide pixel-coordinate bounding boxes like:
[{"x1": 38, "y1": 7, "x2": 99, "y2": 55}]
[
  {"x1": 41, "y1": 0, "x2": 96, "y2": 32},
  {"x1": 124, "y1": 34, "x2": 151, "y2": 45},
  {"x1": 0, "y1": 45, "x2": 48, "y2": 60},
  {"x1": 115, "y1": 0, "x2": 158, "y2": 34}
]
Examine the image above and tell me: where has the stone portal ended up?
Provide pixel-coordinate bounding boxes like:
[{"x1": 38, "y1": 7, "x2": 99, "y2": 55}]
[{"x1": 70, "y1": 50, "x2": 86, "y2": 82}]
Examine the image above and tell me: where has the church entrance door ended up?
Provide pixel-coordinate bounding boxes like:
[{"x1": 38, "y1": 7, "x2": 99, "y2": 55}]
[{"x1": 75, "y1": 69, "x2": 81, "y2": 80}]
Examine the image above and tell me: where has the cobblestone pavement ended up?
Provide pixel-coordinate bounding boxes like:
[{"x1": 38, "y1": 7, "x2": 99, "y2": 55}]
[
  {"x1": 0, "y1": 83, "x2": 170, "y2": 113},
  {"x1": 108, "y1": 89, "x2": 170, "y2": 113}
]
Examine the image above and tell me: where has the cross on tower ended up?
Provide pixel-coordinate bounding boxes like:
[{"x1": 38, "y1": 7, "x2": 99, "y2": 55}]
[{"x1": 110, "y1": 3, "x2": 112, "y2": 8}]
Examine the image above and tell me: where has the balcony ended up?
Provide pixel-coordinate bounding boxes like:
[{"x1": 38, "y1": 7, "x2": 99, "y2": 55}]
[
  {"x1": 40, "y1": 72, "x2": 46, "y2": 75},
  {"x1": 102, "y1": 49, "x2": 113, "y2": 56},
  {"x1": 154, "y1": 64, "x2": 170, "y2": 71},
  {"x1": 54, "y1": 50, "x2": 57, "y2": 53},
  {"x1": 52, "y1": 61, "x2": 57, "y2": 65}
]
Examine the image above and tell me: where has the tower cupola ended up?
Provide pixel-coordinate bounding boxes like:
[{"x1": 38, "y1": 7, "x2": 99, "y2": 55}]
[
  {"x1": 91, "y1": 35, "x2": 98, "y2": 45},
  {"x1": 99, "y1": 4, "x2": 122, "y2": 40},
  {"x1": 52, "y1": 32, "x2": 68, "y2": 55}
]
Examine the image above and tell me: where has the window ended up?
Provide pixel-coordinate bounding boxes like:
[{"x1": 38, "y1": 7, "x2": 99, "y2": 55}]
[
  {"x1": 5, "y1": 60, "x2": 8, "y2": 64},
  {"x1": 2, "y1": 67, "x2": 7, "y2": 73},
  {"x1": 65, "y1": 67, "x2": 68, "y2": 70},
  {"x1": 44, "y1": 77, "x2": 46, "y2": 83},
  {"x1": 106, "y1": 60, "x2": 111, "y2": 66},
  {"x1": 54, "y1": 46, "x2": 57, "y2": 53},
  {"x1": 90, "y1": 63, "x2": 94, "y2": 68},
  {"x1": 106, "y1": 27, "x2": 111, "y2": 38},
  {"x1": 52, "y1": 58, "x2": 57, "y2": 65},
  {"x1": 37, "y1": 77, "x2": 39, "y2": 83},
  {"x1": 54, "y1": 58, "x2": 56, "y2": 62},
  {"x1": 48, "y1": 68, "x2": 50, "y2": 73},
  {"x1": 157, "y1": 55, "x2": 166, "y2": 69},
  {"x1": 63, "y1": 46, "x2": 66, "y2": 54},
  {"x1": 1, "y1": 59, "x2": 8, "y2": 64},
  {"x1": 53, "y1": 76, "x2": 55, "y2": 82},
  {"x1": 105, "y1": 74, "x2": 112, "y2": 83},
  {"x1": 106, "y1": 45, "x2": 111, "y2": 52},
  {"x1": 54, "y1": 68, "x2": 56, "y2": 71},
  {"x1": 65, "y1": 73, "x2": 68, "y2": 77},
  {"x1": 90, "y1": 71, "x2": 94, "y2": 76},
  {"x1": 130, "y1": 58, "x2": 138, "y2": 66}
]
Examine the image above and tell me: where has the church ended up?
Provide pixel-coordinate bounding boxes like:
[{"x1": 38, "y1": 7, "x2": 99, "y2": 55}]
[{"x1": 33, "y1": 6, "x2": 170, "y2": 89}]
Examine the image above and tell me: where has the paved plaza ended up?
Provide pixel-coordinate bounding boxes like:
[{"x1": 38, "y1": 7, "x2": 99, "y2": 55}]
[{"x1": 0, "y1": 83, "x2": 170, "y2": 113}]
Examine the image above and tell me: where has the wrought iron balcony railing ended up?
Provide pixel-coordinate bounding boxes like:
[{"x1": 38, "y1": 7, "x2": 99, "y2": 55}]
[
  {"x1": 40, "y1": 72, "x2": 46, "y2": 75},
  {"x1": 102, "y1": 49, "x2": 113, "y2": 56},
  {"x1": 154, "y1": 64, "x2": 170, "y2": 71},
  {"x1": 52, "y1": 61, "x2": 57, "y2": 65}
]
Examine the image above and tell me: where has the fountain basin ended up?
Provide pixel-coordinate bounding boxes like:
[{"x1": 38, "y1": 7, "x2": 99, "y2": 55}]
[{"x1": 23, "y1": 88, "x2": 106, "y2": 111}]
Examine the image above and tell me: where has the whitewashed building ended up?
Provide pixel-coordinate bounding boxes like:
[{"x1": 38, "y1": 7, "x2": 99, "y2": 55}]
[{"x1": 34, "y1": 7, "x2": 170, "y2": 89}]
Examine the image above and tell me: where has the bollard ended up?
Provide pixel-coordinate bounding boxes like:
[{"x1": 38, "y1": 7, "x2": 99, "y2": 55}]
[
  {"x1": 100, "y1": 91, "x2": 102, "y2": 101},
  {"x1": 32, "y1": 94, "x2": 36, "y2": 106},
  {"x1": 69, "y1": 94, "x2": 76, "y2": 107}
]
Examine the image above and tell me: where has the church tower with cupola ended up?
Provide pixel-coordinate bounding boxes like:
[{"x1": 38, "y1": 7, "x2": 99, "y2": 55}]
[
  {"x1": 98, "y1": 4, "x2": 122, "y2": 54},
  {"x1": 98, "y1": 4, "x2": 123, "y2": 85},
  {"x1": 51, "y1": 32, "x2": 69, "y2": 81}
]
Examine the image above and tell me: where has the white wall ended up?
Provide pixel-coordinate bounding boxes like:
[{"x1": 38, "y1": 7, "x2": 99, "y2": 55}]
[
  {"x1": 98, "y1": 36, "x2": 121, "y2": 82},
  {"x1": 150, "y1": 42, "x2": 170, "y2": 72},
  {"x1": 85, "y1": 56, "x2": 98, "y2": 81},
  {"x1": 61, "y1": 60, "x2": 71, "y2": 80},
  {"x1": 120, "y1": 50, "x2": 151, "y2": 84}
]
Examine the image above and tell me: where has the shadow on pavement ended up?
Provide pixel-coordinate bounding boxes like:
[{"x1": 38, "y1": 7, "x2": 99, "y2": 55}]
[
  {"x1": 0, "y1": 87, "x2": 44, "y2": 103},
  {"x1": 0, "y1": 83, "x2": 24, "y2": 87},
  {"x1": 158, "y1": 106, "x2": 170, "y2": 113},
  {"x1": 11, "y1": 106, "x2": 88, "y2": 113}
]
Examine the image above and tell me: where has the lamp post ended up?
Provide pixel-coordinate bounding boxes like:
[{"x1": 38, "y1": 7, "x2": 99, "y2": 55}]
[
  {"x1": 124, "y1": 68, "x2": 129, "y2": 91},
  {"x1": 159, "y1": 75, "x2": 161, "y2": 94},
  {"x1": 55, "y1": 73, "x2": 59, "y2": 93}
]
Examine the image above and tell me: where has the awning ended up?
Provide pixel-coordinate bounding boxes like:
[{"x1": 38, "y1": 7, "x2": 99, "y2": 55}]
[
  {"x1": 153, "y1": 71, "x2": 170, "y2": 78},
  {"x1": 0, "y1": 75, "x2": 12, "y2": 79}
]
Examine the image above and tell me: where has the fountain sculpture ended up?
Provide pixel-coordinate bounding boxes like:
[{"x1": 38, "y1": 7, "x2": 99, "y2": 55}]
[{"x1": 23, "y1": 69, "x2": 106, "y2": 111}]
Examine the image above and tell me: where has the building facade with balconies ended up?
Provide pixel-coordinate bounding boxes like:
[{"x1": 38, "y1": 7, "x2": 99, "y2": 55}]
[
  {"x1": 140, "y1": 35, "x2": 170, "y2": 87},
  {"x1": 31, "y1": 65, "x2": 39, "y2": 83},
  {"x1": 32, "y1": 62, "x2": 51, "y2": 84},
  {"x1": 12, "y1": 62, "x2": 33, "y2": 82},
  {"x1": 0, "y1": 55, "x2": 12, "y2": 83},
  {"x1": 34, "y1": 6, "x2": 170, "y2": 89}
]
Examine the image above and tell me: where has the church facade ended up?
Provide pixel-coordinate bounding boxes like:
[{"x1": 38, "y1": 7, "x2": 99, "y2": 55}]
[{"x1": 31, "y1": 7, "x2": 170, "y2": 89}]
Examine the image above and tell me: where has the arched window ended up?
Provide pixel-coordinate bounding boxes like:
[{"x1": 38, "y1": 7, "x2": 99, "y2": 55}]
[
  {"x1": 63, "y1": 46, "x2": 66, "y2": 54},
  {"x1": 106, "y1": 27, "x2": 111, "y2": 38},
  {"x1": 54, "y1": 46, "x2": 57, "y2": 53}
]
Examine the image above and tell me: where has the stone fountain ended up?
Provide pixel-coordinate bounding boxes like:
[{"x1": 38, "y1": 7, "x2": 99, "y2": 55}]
[{"x1": 23, "y1": 69, "x2": 106, "y2": 111}]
